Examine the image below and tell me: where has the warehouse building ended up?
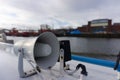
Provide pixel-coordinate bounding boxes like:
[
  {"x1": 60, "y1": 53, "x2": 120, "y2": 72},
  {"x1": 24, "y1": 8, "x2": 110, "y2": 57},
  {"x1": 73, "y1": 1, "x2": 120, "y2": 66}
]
[{"x1": 78, "y1": 19, "x2": 120, "y2": 34}]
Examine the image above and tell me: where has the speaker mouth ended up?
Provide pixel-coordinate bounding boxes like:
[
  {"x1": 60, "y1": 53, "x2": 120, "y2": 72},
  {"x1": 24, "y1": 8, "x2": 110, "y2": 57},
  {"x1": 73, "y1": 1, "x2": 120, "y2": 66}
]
[
  {"x1": 33, "y1": 32, "x2": 59, "y2": 69},
  {"x1": 34, "y1": 43, "x2": 52, "y2": 57}
]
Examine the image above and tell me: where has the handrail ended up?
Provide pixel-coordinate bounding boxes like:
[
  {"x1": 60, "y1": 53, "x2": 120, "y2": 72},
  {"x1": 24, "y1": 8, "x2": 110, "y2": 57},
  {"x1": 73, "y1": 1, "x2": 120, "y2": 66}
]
[{"x1": 72, "y1": 55, "x2": 120, "y2": 71}]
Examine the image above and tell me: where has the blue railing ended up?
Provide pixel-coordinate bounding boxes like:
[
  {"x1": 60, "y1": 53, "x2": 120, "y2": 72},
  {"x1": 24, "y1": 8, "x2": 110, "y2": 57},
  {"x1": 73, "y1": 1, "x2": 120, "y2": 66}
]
[{"x1": 72, "y1": 55, "x2": 120, "y2": 71}]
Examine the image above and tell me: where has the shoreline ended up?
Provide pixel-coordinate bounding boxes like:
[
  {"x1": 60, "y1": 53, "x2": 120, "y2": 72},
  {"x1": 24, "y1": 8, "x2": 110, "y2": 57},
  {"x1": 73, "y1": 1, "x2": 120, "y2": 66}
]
[{"x1": 57, "y1": 33, "x2": 120, "y2": 38}]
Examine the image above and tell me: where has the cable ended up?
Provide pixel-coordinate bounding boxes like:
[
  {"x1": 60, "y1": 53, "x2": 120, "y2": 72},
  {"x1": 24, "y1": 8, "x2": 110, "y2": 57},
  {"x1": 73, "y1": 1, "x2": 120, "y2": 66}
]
[
  {"x1": 64, "y1": 63, "x2": 88, "y2": 76},
  {"x1": 76, "y1": 64, "x2": 88, "y2": 76}
]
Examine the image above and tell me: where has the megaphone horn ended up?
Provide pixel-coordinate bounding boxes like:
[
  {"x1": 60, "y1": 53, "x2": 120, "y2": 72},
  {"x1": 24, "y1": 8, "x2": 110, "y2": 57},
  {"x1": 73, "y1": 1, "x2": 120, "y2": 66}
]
[{"x1": 14, "y1": 32, "x2": 60, "y2": 77}]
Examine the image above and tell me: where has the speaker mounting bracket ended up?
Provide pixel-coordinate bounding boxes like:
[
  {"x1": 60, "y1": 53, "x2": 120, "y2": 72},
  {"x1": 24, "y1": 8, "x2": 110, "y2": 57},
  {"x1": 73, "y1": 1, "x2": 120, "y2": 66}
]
[
  {"x1": 18, "y1": 48, "x2": 37, "y2": 78},
  {"x1": 59, "y1": 49, "x2": 87, "y2": 80}
]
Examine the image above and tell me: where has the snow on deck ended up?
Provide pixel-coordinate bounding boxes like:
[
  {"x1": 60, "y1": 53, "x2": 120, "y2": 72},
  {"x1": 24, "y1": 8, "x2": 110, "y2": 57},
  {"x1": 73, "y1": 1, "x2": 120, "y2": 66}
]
[{"x1": 0, "y1": 49, "x2": 117, "y2": 80}]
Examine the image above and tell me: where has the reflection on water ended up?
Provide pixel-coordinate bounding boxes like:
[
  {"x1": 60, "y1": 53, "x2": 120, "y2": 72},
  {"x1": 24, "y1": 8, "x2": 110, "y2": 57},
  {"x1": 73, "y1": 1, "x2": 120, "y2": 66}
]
[{"x1": 58, "y1": 37, "x2": 120, "y2": 61}]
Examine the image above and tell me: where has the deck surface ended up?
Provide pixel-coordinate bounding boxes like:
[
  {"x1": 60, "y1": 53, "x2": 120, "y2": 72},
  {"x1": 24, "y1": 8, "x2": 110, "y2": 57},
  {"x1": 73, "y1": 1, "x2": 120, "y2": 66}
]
[{"x1": 0, "y1": 49, "x2": 117, "y2": 80}]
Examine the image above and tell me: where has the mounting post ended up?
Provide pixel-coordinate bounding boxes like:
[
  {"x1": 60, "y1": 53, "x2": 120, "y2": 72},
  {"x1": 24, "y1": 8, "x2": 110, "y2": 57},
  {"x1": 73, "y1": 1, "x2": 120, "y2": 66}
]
[
  {"x1": 18, "y1": 48, "x2": 37, "y2": 78},
  {"x1": 59, "y1": 49, "x2": 65, "y2": 76}
]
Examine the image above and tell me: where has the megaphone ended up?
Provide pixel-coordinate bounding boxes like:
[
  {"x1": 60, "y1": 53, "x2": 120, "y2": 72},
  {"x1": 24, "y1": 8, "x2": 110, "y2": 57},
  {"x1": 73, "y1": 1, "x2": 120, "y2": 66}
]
[{"x1": 14, "y1": 32, "x2": 59, "y2": 77}]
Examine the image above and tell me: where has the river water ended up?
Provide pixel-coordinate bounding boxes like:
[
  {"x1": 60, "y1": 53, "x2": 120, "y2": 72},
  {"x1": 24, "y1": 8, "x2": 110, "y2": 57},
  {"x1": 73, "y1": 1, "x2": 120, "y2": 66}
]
[
  {"x1": 58, "y1": 37, "x2": 120, "y2": 61},
  {"x1": 7, "y1": 36, "x2": 120, "y2": 61}
]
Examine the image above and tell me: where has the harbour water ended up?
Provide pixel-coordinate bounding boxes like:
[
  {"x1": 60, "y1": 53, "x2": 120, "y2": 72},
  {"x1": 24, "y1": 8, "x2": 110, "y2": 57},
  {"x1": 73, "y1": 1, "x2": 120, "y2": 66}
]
[
  {"x1": 7, "y1": 36, "x2": 120, "y2": 61},
  {"x1": 58, "y1": 37, "x2": 120, "y2": 61}
]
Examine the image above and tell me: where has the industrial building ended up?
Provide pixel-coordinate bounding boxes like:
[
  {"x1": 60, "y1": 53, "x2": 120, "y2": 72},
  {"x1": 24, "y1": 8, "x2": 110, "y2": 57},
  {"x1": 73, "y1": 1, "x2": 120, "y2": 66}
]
[{"x1": 78, "y1": 19, "x2": 120, "y2": 34}]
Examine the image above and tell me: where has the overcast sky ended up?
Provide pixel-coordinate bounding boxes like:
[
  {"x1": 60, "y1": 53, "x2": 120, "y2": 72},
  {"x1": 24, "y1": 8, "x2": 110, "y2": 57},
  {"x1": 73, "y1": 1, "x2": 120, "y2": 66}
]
[{"x1": 0, "y1": 0, "x2": 120, "y2": 29}]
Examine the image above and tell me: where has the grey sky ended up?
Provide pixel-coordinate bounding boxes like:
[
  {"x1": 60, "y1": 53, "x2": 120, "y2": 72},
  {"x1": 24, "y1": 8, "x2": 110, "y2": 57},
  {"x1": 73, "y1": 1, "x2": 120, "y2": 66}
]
[{"x1": 0, "y1": 0, "x2": 120, "y2": 29}]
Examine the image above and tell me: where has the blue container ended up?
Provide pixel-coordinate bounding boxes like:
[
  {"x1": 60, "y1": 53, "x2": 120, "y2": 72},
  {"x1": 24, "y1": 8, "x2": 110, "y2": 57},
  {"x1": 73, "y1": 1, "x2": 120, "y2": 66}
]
[{"x1": 70, "y1": 30, "x2": 81, "y2": 34}]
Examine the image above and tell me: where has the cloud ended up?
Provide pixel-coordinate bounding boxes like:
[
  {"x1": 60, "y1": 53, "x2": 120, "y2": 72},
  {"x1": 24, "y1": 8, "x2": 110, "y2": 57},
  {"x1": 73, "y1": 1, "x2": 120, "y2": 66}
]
[
  {"x1": 0, "y1": 0, "x2": 67, "y2": 28},
  {"x1": 62, "y1": 0, "x2": 104, "y2": 12},
  {"x1": 0, "y1": 0, "x2": 120, "y2": 29}
]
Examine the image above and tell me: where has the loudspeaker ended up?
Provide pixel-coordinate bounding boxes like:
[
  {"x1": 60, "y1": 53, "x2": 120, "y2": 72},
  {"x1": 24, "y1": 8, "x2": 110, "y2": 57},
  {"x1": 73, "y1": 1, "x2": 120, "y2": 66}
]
[
  {"x1": 59, "y1": 40, "x2": 71, "y2": 62},
  {"x1": 14, "y1": 32, "x2": 59, "y2": 69}
]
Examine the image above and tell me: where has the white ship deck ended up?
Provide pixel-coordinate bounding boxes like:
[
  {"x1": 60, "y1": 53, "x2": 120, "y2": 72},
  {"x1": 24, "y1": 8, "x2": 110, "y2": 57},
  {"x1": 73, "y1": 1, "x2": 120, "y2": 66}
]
[{"x1": 0, "y1": 50, "x2": 117, "y2": 80}]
